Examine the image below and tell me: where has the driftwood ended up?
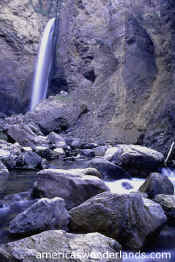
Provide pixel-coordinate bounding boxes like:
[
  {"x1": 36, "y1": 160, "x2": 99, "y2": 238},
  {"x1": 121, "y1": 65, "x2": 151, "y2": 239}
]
[{"x1": 164, "y1": 141, "x2": 175, "y2": 166}]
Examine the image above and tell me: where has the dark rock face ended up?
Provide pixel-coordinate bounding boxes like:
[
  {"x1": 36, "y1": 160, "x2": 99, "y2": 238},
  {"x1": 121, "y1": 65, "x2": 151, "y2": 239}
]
[
  {"x1": 69, "y1": 192, "x2": 167, "y2": 250},
  {"x1": 139, "y1": 173, "x2": 174, "y2": 198}
]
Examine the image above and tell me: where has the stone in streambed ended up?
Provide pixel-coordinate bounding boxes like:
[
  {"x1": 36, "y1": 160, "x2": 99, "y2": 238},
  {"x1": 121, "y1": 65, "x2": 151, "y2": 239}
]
[
  {"x1": 9, "y1": 197, "x2": 70, "y2": 235},
  {"x1": 94, "y1": 145, "x2": 108, "y2": 157},
  {"x1": 69, "y1": 192, "x2": 167, "y2": 250},
  {"x1": 105, "y1": 145, "x2": 164, "y2": 177},
  {"x1": 154, "y1": 194, "x2": 175, "y2": 221},
  {"x1": 32, "y1": 168, "x2": 109, "y2": 209},
  {"x1": 0, "y1": 230, "x2": 122, "y2": 262},
  {"x1": 47, "y1": 132, "x2": 67, "y2": 148},
  {"x1": 88, "y1": 157, "x2": 130, "y2": 180},
  {"x1": 139, "y1": 173, "x2": 174, "y2": 198},
  {"x1": 34, "y1": 146, "x2": 52, "y2": 159},
  {"x1": 80, "y1": 149, "x2": 95, "y2": 158},
  {"x1": 23, "y1": 151, "x2": 42, "y2": 169}
]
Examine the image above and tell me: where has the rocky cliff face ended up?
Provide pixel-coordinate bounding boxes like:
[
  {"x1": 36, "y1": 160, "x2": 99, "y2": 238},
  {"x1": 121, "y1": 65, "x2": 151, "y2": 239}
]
[
  {"x1": 1, "y1": 0, "x2": 175, "y2": 152},
  {"x1": 0, "y1": 0, "x2": 48, "y2": 114},
  {"x1": 55, "y1": 0, "x2": 175, "y2": 152}
]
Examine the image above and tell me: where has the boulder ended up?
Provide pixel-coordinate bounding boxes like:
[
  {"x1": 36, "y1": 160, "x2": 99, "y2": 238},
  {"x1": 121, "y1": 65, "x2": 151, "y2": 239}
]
[
  {"x1": 0, "y1": 140, "x2": 23, "y2": 169},
  {"x1": 0, "y1": 230, "x2": 122, "y2": 262},
  {"x1": 53, "y1": 148, "x2": 65, "y2": 157},
  {"x1": 80, "y1": 143, "x2": 98, "y2": 149},
  {"x1": 32, "y1": 169, "x2": 109, "y2": 209},
  {"x1": 154, "y1": 194, "x2": 175, "y2": 221},
  {"x1": 9, "y1": 197, "x2": 70, "y2": 235},
  {"x1": 7, "y1": 124, "x2": 49, "y2": 148},
  {"x1": 23, "y1": 151, "x2": 42, "y2": 169},
  {"x1": 65, "y1": 137, "x2": 82, "y2": 149},
  {"x1": 34, "y1": 146, "x2": 52, "y2": 159},
  {"x1": 88, "y1": 157, "x2": 130, "y2": 180},
  {"x1": 80, "y1": 149, "x2": 95, "y2": 158},
  {"x1": 94, "y1": 146, "x2": 108, "y2": 157},
  {"x1": 69, "y1": 192, "x2": 167, "y2": 250},
  {"x1": 0, "y1": 161, "x2": 9, "y2": 194},
  {"x1": 139, "y1": 173, "x2": 174, "y2": 198},
  {"x1": 77, "y1": 168, "x2": 102, "y2": 179},
  {"x1": 104, "y1": 145, "x2": 164, "y2": 177},
  {"x1": 47, "y1": 132, "x2": 67, "y2": 148}
]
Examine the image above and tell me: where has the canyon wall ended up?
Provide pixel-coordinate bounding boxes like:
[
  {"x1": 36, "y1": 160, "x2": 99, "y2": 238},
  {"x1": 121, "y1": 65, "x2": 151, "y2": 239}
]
[
  {"x1": 56, "y1": 0, "x2": 175, "y2": 151},
  {"x1": 0, "y1": 0, "x2": 48, "y2": 114},
  {"x1": 1, "y1": 0, "x2": 175, "y2": 151}
]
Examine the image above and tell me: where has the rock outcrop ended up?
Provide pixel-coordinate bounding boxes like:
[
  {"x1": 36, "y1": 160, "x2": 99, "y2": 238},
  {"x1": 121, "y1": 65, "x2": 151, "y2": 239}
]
[
  {"x1": 55, "y1": 0, "x2": 175, "y2": 152},
  {"x1": 0, "y1": 0, "x2": 48, "y2": 114}
]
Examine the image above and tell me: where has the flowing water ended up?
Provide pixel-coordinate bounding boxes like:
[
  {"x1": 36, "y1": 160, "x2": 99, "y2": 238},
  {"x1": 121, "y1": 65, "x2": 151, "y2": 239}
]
[{"x1": 30, "y1": 18, "x2": 55, "y2": 111}]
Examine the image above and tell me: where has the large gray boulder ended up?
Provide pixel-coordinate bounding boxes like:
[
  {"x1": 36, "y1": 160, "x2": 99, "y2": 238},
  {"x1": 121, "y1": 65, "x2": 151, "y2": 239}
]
[
  {"x1": 0, "y1": 161, "x2": 9, "y2": 194},
  {"x1": 32, "y1": 169, "x2": 109, "y2": 209},
  {"x1": 69, "y1": 192, "x2": 167, "y2": 250},
  {"x1": 104, "y1": 145, "x2": 164, "y2": 177},
  {"x1": 0, "y1": 230, "x2": 122, "y2": 262},
  {"x1": 9, "y1": 197, "x2": 70, "y2": 235},
  {"x1": 139, "y1": 173, "x2": 174, "y2": 198}
]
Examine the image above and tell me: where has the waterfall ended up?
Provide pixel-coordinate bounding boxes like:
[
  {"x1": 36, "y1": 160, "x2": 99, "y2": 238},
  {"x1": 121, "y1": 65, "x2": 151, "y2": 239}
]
[{"x1": 30, "y1": 18, "x2": 55, "y2": 111}]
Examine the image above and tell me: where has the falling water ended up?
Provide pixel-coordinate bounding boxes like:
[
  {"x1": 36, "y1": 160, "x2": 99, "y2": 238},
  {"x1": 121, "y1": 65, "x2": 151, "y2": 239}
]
[{"x1": 30, "y1": 18, "x2": 55, "y2": 111}]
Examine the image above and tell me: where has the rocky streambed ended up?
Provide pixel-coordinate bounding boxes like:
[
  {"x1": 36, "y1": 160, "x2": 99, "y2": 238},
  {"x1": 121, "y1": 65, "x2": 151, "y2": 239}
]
[{"x1": 0, "y1": 114, "x2": 175, "y2": 261}]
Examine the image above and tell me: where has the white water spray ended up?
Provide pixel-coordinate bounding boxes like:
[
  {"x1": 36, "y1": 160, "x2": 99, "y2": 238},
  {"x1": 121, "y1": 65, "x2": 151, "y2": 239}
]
[{"x1": 30, "y1": 18, "x2": 55, "y2": 111}]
